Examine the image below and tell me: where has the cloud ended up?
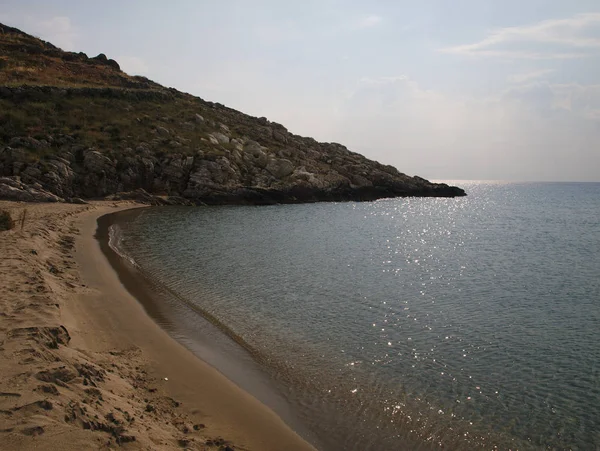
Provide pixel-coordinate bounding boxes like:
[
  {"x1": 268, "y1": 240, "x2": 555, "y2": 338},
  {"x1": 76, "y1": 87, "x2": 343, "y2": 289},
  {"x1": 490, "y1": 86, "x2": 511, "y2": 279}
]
[
  {"x1": 440, "y1": 13, "x2": 600, "y2": 59},
  {"x1": 546, "y1": 83, "x2": 600, "y2": 118},
  {"x1": 117, "y1": 56, "x2": 150, "y2": 75},
  {"x1": 501, "y1": 82, "x2": 600, "y2": 119},
  {"x1": 332, "y1": 76, "x2": 600, "y2": 181},
  {"x1": 508, "y1": 69, "x2": 555, "y2": 84},
  {"x1": 356, "y1": 15, "x2": 382, "y2": 29}
]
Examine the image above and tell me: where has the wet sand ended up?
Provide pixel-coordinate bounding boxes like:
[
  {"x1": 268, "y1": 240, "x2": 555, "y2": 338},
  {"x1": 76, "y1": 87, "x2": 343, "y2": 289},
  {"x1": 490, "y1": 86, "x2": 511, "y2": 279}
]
[{"x1": 0, "y1": 200, "x2": 315, "y2": 450}]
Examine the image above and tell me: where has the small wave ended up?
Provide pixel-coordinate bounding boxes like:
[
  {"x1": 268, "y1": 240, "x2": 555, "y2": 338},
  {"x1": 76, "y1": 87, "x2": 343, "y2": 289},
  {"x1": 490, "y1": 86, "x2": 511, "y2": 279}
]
[{"x1": 108, "y1": 224, "x2": 138, "y2": 267}]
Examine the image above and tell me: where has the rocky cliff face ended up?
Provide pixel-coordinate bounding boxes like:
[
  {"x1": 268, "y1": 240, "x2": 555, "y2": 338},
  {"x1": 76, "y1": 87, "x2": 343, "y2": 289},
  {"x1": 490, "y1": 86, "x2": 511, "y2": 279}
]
[{"x1": 0, "y1": 23, "x2": 465, "y2": 204}]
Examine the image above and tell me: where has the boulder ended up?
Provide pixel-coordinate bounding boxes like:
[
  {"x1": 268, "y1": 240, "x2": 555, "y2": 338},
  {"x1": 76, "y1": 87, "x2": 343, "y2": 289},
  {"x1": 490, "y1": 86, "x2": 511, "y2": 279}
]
[
  {"x1": 106, "y1": 188, "x2": 180, "y2": 205},
  {"x1": 162, "y1": 156, "x2": 192, "y2": 188},
  {"x1": 230, "y1": 139, "x2": 244, "y2": 152},
  {"x1": 47, "y1": 159, "x2": 73, "y2": 179},
  {"x1": 0, "y1": 177, "x2": 63, "y2": 202},
  {"x1": 266, "y1": 158, "x2": 294, "y2": 179},
  {"x1": 9, "y1": 136, "x2": 48, "y2": 149},
  {"x1": 273, "y1": 129, "x2": 288, "y2": 143},
  {"x1": 212, "y1": 132, "x2": 230, "y2": 144},
  {"x1": 83, "y1": 151, "x2": 114, "y2": 173},
  {"x1": 243, "y1": 141, "x2": 268, "y2": 168},
  {"x1": 156, "y1": 126, "x2": 170, "y2": 136},
  {"x1": 21, "y1": 164, "x2": 42, "y2": 180}
]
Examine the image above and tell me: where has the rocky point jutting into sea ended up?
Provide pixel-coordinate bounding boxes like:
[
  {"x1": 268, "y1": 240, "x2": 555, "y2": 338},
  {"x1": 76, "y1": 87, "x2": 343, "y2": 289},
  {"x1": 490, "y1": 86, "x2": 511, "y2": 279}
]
[{"x1": 0, "y1": 22, "x2": 464, "y2": 205}]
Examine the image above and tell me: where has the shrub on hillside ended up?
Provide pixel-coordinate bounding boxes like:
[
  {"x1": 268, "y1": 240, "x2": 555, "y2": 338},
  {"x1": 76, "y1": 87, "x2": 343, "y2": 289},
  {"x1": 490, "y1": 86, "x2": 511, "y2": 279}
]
[{"x1": 0, "y1": 209, "x2": 14, "y2": 231}]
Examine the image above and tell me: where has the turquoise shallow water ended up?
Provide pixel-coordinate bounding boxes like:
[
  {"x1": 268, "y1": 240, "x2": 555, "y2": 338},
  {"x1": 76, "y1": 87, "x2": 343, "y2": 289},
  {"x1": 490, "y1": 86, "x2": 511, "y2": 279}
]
[{"x1": 113, "y1": 181, "x2": 600, "y2": 450}]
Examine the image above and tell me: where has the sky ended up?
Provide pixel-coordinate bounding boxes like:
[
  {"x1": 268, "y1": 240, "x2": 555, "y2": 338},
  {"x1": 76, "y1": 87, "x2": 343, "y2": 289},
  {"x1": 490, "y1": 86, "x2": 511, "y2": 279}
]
[{"x1": 1, "y1": 0, "x2": 599, "y2": 181}]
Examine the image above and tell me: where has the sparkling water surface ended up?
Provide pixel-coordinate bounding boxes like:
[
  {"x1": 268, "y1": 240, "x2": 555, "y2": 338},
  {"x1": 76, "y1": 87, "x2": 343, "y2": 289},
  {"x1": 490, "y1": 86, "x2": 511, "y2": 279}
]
[{"x1": 114, "y1": 181, "x2": 600, "y2": 450}]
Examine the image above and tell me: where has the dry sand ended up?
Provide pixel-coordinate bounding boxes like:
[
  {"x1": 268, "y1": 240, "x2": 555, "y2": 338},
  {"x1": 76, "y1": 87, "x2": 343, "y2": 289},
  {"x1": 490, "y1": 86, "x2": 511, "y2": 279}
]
[{"x1": 0, "y1": 200, "x2": 315, "y2": 450}]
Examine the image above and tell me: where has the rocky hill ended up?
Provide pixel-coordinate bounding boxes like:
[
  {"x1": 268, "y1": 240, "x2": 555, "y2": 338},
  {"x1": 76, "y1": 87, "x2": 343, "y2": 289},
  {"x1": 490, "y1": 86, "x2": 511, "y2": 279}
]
[{"x1": 0, "y1": 22, "x2": 465, "y2": 205}]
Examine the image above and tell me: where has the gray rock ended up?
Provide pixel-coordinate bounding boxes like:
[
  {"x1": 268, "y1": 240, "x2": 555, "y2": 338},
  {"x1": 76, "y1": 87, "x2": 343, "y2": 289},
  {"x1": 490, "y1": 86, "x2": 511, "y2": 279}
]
[
  {"x1": 266, "y1": 158, "x2": 294, "y2": 179},
  {"x1": 141, "y1": 157, "x2": 155, "y2": 174},
  {"x1": 9, "y1": 136, "x2": 46, "y2": 149},
  {"x1": 0, "y1": 176, "x2": 22, "y2": 188},
  {"x1": 243, "y1": 142, "x2": 268, "y2": 169},
  {"x1": 230, "y1": 139, "x2": 244, "y2": 152},
  {"x1": 350, "y1": 174, "x2": 373, "y2": 188},
  {"x1": 21, "y1": 165, "x2": 42, "y2": 180},
  {"x1": 47, "y1": 159, "x2": 73, "y2": 179},
  {"x1": 243, "y1": 140, "x2": 262, "y2": 151},
  {"x1": 84, "y1": 150, "x2": 114, "y2": 173},
  {"x1": 163, "y1": 157, "x2": 185, "y2": 179},
  {"x1": 136, "y1": 144, "x2": 150, "y2": 155},
  {"x1": 156, "y1": 126, "x2": 170, "y2": 136},
  {"x1": 212, "y1": 132, "x2": 230, "y2": 144},
  {"x1": 0, "y1": 177, "x2": 63, "y2": 202}
]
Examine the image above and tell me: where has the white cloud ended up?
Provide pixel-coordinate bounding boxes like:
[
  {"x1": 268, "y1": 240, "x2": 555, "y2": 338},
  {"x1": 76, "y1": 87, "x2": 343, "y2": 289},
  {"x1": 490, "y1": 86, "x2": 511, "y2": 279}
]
[
  {"x1": 508, "y1": 69, "x2": 555, "y2": 84},
  {"x1": 356, "y1": 15, "x2": 382, "y2": 29},
  {"x1": 440, "y1": 13, "x2": 600, "y2": 59},
  {"x1": 117, "y1": 56, "x2": 150, "y2": 75}
]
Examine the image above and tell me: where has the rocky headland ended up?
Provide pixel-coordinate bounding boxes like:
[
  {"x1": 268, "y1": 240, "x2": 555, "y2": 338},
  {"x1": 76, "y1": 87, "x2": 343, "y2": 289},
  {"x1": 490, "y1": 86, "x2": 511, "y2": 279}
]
[{"x1": 0, "y1": 22, "x2": 465, "y2": 205}]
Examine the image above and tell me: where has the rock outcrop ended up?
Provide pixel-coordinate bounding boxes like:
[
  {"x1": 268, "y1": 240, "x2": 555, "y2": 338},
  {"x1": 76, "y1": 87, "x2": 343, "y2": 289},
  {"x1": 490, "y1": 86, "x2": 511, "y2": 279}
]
[
  {"x1": 0, "y1": 23, "x2": 466, "y2": 205},
  {"x1": 0, "y1": 176, "x2": 63, "y2": 202}
]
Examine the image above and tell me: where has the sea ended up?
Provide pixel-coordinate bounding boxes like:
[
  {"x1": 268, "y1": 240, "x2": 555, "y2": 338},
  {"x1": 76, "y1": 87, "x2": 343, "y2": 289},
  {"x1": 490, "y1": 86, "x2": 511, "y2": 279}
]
[{"x1": 107, "y1": 181, "x2": 600, "y2": 451}]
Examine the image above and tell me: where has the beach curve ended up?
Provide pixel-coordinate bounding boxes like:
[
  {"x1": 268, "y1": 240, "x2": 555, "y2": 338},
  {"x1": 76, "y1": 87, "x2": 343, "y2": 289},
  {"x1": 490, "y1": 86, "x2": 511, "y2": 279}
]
[{"x1": 0, "y1": 200, "x2": 315, "y2": 451}]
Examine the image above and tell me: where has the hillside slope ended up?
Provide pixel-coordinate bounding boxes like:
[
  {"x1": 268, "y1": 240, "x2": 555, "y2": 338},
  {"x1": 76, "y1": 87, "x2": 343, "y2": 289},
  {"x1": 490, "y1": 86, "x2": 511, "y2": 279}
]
[{"x1": 0, "y1": 23, "x2": 465, "y2": 204}]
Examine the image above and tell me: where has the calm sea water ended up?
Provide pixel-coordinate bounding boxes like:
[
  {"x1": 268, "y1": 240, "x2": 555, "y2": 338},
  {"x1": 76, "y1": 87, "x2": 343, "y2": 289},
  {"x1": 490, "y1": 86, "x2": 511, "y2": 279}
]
[{"x1": 112, "y1": 181, "x2": 600, "y2": 450}]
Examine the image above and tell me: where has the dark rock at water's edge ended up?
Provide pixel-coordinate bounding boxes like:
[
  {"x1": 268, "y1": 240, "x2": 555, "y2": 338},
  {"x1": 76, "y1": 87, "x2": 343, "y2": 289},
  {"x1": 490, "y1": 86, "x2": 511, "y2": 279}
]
[{"x1": 0, "y1": 23, "x2": 466, "y2": 205}]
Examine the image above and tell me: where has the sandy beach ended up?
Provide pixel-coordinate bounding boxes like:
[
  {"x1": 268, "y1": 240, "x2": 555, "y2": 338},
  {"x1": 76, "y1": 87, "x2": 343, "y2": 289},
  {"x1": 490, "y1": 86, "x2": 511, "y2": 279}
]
[{"x1": 0, "y1": 200, "x2": 315, "y2": 450}]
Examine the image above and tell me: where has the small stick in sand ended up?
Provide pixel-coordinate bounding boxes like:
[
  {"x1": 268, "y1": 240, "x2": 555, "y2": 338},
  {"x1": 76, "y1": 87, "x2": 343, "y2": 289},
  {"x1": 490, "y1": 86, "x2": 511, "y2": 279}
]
[{"x1": 20, "y1": 208, "x2": 27, "y2": 231}]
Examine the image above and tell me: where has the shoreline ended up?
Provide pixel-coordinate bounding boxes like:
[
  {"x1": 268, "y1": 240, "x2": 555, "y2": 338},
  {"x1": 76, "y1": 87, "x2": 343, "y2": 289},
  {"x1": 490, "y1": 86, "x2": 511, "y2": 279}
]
[
  {"x1": 0, "y1": 201, "x2": 315, "y2": 450},
  {"x1": 97, "y1": 207, "x2": 320, "y2": 449}
]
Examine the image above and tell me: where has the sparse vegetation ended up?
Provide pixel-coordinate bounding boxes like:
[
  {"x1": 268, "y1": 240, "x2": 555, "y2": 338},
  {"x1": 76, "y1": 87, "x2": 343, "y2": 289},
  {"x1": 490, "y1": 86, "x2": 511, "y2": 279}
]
[{"x1": 0, "y1": 209, "x2": 13, "y2": 231}]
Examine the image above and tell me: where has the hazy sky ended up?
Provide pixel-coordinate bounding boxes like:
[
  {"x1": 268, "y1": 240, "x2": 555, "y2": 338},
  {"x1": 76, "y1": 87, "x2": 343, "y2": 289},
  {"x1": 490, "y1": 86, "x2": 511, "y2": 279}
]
[{"x1": 2, "y1": 1, "x2": 599, "y2": 181}]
